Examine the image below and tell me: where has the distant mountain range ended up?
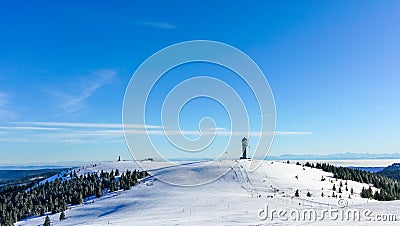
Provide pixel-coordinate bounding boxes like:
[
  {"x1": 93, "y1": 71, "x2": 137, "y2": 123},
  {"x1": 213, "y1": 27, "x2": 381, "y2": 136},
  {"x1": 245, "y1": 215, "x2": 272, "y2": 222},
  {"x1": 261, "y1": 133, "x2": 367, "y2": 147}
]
[{"x1": 266, "y1": 152, "x2": 400, "y2": 160}]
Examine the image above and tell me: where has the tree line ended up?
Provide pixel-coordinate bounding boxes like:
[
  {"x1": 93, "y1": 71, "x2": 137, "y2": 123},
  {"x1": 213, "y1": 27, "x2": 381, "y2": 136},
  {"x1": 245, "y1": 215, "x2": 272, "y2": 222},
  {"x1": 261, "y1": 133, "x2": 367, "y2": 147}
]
[
  {"x1": 0, "y1": 168, "x2": 148, "y2": 225},
  {"x1": 301, "y1": 161, "x2": 400, "y2": 201}
]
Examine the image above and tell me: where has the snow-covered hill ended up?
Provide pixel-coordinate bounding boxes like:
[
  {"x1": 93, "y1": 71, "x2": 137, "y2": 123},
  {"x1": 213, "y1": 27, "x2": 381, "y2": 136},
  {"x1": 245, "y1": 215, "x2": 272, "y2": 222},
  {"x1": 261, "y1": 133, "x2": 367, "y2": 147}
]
[{"x1": 16, "y1": 160, "x2": 400, "y2": 225}]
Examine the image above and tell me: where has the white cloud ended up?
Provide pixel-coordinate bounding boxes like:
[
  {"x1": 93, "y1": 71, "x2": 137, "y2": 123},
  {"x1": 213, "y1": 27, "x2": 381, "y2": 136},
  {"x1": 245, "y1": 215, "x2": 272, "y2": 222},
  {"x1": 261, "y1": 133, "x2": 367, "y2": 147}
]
[
  {"x1": 38, "y1": 128, "x2": 311, "y2": 138},
  {"x1": 2, "y1": 121, "x2": 311, "y2": 143},
  {"x1": 14, "y1": 121, "x2": 162, "y2": 129},
  {"x1": 139, "y1": 21, "x2": 176, "y2": 29},
  {"x1": 59, "y1": 138, "x2": 84, "y2": 143},
  {"x1": 273, "y1": 131, "x2": 312, "y2": 135},
  {"x1": 0, "y1": 92, "x2": 16, "y2": 120},
  {"x1": 256, "y1": 114, "x2": 273, "y2": 118},
  {"x1": 206, "y1": 127, "x2": 226, "y2": 131},
  {"x1": 0, "y1": 92, "x2": 7, "y2": 106},
  {"x1": 43, "y1": 69, "x2": 116, "y2": 114},
  {"x1": 0, "y1": 138, "x2": 29, "y2": 142},
  {"x1": 0, "y1": 126, "x2": 63, "y2": 131}
]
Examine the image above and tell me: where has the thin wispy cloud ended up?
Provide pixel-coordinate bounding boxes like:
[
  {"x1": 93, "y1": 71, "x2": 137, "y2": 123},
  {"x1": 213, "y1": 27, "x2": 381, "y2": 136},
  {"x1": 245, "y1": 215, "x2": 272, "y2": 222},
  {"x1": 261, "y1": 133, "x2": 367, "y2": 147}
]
[
  {"x1": 206, "y1": 127, "x2": 226, "y2": 131},
  {"x1": 58, "y1": 138, "x2": 84, "y2": 143},
  {"x1": 256, "y1": 114, "x2": 273, "y2": 118},
  {"x1": 139, "y1": 21, "x2": 176, "y2": 29},
  {"x1": 0, "y1": 92, "x2": 8, "y2": 109},
  {"x1": 0, "y1": 138, "x2": 29, "y2": 142},
  {"x1": 2, "y1": 122, "x2": 311, "y2": 143},
  {"x1": 0, "y1": 126, "x2": 63, "y2": 131},
  {"x1": 125, "y1": 130, "x2": 312, "y2": 136},
  {"x1": 274, "y1": 131, "x2": 312, "y2": 135},
  {"x1": 14, "y1": 121, "x2": 162, "y2": 129},
  {"x1": 0, "y1": 92, "x2": 16, "y2": 120},
  {"x1": 42, "y1": 69, "x2": 116, "y2": 114}
]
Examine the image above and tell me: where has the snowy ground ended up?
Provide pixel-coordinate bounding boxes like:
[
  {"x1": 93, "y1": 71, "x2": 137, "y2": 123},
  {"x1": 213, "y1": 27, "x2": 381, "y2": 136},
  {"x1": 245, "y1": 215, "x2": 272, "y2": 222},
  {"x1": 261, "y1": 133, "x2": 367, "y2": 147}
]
[{"x1": 16, "y1": 160, "x2": 400, "y2": 225}]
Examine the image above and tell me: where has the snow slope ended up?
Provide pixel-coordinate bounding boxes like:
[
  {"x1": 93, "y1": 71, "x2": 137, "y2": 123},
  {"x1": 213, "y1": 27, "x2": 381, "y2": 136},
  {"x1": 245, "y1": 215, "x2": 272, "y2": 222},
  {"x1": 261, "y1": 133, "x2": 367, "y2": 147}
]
[{"x1": 16, "y1": 160, "x2": 400, "y2": 225}]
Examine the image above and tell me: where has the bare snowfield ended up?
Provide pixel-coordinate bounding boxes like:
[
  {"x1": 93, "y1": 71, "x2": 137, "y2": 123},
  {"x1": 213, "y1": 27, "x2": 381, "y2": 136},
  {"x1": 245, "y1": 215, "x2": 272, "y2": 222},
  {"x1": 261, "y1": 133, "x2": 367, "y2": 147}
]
[{"x1": 16, "y1": 160, "x2": 400, "y2": 225}]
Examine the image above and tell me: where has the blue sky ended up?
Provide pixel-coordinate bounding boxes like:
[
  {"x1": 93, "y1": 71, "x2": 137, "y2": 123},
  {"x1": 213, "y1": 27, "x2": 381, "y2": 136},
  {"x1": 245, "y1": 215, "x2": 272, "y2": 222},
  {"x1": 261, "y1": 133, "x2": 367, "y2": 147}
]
[{"x1": 0, "y1": 0, "x2": 399, "y2": 163}]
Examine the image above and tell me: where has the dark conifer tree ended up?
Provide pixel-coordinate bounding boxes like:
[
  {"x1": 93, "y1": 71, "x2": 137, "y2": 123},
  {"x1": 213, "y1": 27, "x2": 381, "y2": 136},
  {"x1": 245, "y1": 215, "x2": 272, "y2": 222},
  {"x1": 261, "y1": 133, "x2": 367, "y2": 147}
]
[
  {"x1": 44, "y1": 216, "x2": 50, "y2": 226},
  {"x1": 96, "y1": 186, "x2": 103, "y2": 198},
  {"x1": 59, "y1": 211, "x2": 65, "y2": 221}
]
